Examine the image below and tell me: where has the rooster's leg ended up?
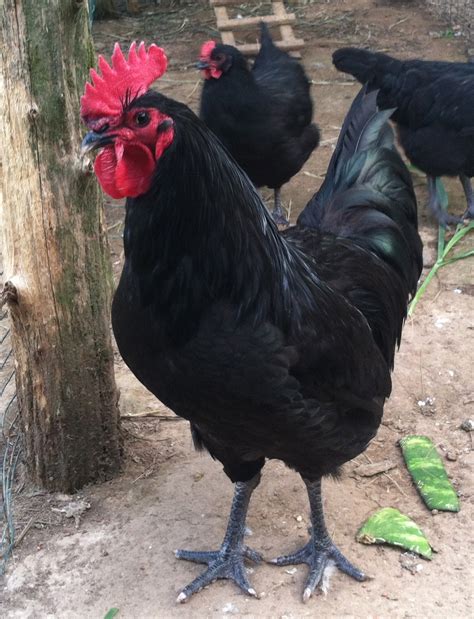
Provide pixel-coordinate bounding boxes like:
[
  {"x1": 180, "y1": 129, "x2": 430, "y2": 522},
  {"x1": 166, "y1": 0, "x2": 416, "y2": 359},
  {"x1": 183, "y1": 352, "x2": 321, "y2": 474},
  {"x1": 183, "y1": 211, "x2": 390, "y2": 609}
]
[
  {"x1": 271, "y1": 188, "x2": 289, "y2": 226},
  {"x1": 270, "y1": 477, "x2": 366, "y2": 602},
  {"x1": 426, "y1": 176, "x2": 461, "y2": 226},
  {"x1": 460, "y1": 174, "x2": 474, "y2": 219},
  {"x1": 175, "y1": 474, "x2": 261, "y2": 602}
]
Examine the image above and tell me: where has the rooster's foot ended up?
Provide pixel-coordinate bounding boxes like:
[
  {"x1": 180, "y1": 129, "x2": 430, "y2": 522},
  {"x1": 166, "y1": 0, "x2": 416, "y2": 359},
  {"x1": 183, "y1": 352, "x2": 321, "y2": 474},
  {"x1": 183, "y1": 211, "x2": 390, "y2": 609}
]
[
  {"x1": 270, "y1": 538, "x2": 366, "y2": 601},
  {"x1": 271, "y1": 209, "x2": 290, "y2": 227},
  {"x1": 175, "y1": 475, "x2": 261, "y2": 602},
  {"x1": 269, "y1": 477, "x2": 367, "y2": 601},
  {"x1": 427, "y1": 176, "x2": 462, "y2": 227},
  {"x1": 460, "y1": 175, "x2": 474, "y2": 220},
  {"x1": 271, "y1": 188, "x2": 289, "y2": 226},
  {"x1": 175, "y1": 545, "x2": 261, "y2": 602}
]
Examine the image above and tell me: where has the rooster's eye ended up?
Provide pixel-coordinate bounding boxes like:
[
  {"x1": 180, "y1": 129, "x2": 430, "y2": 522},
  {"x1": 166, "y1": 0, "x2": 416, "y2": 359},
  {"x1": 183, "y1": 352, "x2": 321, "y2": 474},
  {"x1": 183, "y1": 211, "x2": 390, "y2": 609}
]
[{"x1": 135, "y1": 111, "x2": 150, "y2": 127}]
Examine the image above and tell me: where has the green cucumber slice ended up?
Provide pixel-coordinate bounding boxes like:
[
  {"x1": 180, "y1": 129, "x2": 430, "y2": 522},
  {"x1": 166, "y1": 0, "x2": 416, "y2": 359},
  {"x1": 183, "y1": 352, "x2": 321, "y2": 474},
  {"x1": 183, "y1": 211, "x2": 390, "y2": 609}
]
[
  {"x1": 399, "y1": 435, "x2": 460, "y2": 512},
  {"x1": 356, "y1": 507, "x2": 432, "y2": 559}
]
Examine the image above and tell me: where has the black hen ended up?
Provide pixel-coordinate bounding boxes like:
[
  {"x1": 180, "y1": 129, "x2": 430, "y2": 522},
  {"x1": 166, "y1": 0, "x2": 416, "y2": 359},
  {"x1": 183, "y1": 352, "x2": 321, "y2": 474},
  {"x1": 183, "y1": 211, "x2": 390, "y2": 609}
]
[
  {"x1": 198, "y1": 23, "x2": 320, "y2": 224},
  {"x1": 82, "y1": 43, "x2": 422, "y2": 602},
  {"x1": 333, "y1": 47, "x2": 474, "y2": 225}
]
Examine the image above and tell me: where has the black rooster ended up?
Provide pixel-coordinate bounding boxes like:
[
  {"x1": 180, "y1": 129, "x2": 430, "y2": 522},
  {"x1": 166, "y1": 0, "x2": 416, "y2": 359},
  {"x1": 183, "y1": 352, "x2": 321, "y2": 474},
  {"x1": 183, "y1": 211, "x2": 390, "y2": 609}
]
[
  {"x1": 81, "y1": 43, "x2": 422, "y2": 602},
  {"x1": 333, "y1": 47, "x2": 474, "y2": 225},
  {"x1": 198, "y1": 23, "x2": 320, "y2": 225}
]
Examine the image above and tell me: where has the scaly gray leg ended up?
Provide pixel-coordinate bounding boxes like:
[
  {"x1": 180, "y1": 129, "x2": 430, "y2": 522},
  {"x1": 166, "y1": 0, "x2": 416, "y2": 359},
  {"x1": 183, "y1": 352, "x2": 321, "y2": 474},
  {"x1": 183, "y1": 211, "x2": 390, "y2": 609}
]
[
  {"x1": 271, "y1": 188, "x2": 289, "y2": 226},
  {"x1": 270, "y1": 477, "x2": 366, "y2": 602},
  {"x1": 426, "y1": 176, "x2": 461, "y2": 226},
  {"x1": 175, "y1": 474, "x2": 261, "y2": 602},
  {"x1": 460, "y1": 174, "x2": 474, "y2": 220}
]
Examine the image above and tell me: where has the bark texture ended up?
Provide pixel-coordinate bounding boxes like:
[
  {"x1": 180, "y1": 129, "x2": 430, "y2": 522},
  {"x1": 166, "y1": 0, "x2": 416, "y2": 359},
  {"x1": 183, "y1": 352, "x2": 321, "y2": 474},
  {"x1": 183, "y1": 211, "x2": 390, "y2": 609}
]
[{"x1": 0, "y1": 0, "x2": 122, "y2": 492}]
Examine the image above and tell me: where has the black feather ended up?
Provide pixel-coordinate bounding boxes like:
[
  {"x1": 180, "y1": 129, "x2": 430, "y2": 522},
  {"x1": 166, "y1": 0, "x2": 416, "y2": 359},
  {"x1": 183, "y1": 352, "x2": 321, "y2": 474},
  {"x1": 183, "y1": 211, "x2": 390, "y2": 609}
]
[
  {"x1": 198, "y1": 27, "x2": 320, "y2": 191},
  {"x1": 332, "y1": 48, "x2": 474, "y2": 180},
  {"x1": 111, "y1": 86, "x2": 422, "y2": 484}
]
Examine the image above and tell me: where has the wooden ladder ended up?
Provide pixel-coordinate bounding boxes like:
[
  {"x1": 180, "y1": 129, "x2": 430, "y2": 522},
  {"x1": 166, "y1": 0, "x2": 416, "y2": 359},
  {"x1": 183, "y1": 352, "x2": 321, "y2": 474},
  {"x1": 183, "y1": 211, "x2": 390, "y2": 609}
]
[{"x1": 209, "y1": 0, "x2": 305, "y2": 57}]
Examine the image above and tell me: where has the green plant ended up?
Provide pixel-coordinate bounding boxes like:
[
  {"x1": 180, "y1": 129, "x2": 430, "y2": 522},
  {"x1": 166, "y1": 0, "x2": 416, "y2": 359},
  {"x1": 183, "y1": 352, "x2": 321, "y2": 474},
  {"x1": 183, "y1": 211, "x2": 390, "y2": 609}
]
[{"x1": 409, "y1": 179, "x2": 474, "y2": 316}]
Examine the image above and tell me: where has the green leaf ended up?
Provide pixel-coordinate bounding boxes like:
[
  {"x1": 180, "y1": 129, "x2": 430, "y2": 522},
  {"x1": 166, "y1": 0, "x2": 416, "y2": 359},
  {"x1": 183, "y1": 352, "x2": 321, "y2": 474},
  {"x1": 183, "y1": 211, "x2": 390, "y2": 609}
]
[
  {"x1": 104, "y1": 609, "x2": 119, "y2": 619},
  {"x1": 408, "y1": 218, "x2": 473, "y2": 316},
  {"x1": 406, "y1": 164, "x2": 424, "y2": 176},
  {"x1": 400, "y1": 435, "x2": 460, "y2": 512},
  {"x1": 356, "y1": 507, "x2": 432, "y2": 559}
]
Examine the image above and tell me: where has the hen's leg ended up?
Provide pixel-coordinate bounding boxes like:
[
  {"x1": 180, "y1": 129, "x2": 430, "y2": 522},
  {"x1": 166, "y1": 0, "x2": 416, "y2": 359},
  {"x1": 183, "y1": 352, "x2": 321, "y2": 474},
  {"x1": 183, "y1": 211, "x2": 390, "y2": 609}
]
[
  {"x1": 271, "y1": 188, "x2": 289, "y2": 226},
  {"x1": 426, "y1": 176, "x2": 461, "y2": 226},
  {"x1": 460, "y1": 174, "x2": 474, "y2": 219},
  {"x1": 175, "y1": 474, "x2": 261, "y2": 602},
  {"x1": 270, "y1": 477, "x2": 366, "y2": 602}
]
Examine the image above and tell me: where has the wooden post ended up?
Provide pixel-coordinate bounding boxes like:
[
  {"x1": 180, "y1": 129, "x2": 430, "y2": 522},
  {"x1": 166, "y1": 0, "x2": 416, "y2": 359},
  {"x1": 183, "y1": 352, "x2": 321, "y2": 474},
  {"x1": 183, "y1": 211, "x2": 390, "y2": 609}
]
[{"x1": 0, "y1": 0, "x2": 122, "y2": 491}]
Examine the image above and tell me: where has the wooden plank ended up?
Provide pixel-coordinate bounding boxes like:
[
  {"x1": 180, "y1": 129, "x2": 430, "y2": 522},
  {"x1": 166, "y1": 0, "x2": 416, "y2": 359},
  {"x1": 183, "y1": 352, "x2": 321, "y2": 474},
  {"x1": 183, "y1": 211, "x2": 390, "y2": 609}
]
[
  {"x1": 210, "y1": 0, "x2": 246, "y2": 5},
  {"x1": 221, "y1": 31, "x2": 236, "y2": 45},
  {"x1": 214, "y1": 5, "x2": 229, "y2": 22},
  {"x1": 217, "y1": 13, "x2": 296, "y2": 31},
  {"x1": 211, "y1": 0, "x2": 305, "y2": 57},
  {"x1": 271, "y1": 1, "x2": 287, "y2": 18},
  {"x1": 237, "y1": 39, "x2": 305, "y2": 56},
  {"x1": 280, "y1": 24, "x2": 294, "y2": 43}
]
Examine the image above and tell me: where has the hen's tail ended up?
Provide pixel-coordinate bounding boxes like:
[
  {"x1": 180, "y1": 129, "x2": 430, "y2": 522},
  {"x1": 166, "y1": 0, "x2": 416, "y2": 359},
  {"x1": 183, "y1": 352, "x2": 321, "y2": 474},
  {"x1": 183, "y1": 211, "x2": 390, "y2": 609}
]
[
  {"x1": 257, "y1": 21, "x2": 286, "y2": 63},
  {"x1": 332, "y1": 47, "x2": 402, "y2": 87},
  {"x1": 298, "y1": 86, "x2": 422, "y2": 297},
  {"x1": 259, "y1": 21, "x2": 272, "y2": 44}
]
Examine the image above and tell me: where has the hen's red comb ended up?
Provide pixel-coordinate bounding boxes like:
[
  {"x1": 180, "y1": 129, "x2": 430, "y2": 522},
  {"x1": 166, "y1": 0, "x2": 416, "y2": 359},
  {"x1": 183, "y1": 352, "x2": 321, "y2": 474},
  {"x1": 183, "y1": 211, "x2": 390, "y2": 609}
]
[
  {"x1": 200, "y1": 41, "x2": 216, "y2": 60},
  {"x1": 81, "y1": 41, "x2": 168, "y2": 120}
]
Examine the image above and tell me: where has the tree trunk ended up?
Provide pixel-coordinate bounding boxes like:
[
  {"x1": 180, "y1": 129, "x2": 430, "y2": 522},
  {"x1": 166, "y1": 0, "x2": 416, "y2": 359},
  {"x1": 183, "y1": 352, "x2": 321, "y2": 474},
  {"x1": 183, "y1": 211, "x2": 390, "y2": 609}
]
[{"x1": 0, "y1": 0, "x2": 122, "y2": 492}]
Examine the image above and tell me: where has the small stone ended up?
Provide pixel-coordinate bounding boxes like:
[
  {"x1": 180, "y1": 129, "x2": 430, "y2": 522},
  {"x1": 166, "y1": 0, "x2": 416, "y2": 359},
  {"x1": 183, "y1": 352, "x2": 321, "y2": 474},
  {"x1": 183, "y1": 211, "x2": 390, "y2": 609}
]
[
  {"x1": 399, "y1": 552, "x2": 422, "y2": 575},
  {"x1": 193, "y1": 472, "x2": 204, "y2": 482},
  {"x1": 460, "y1": 419, "x2": 474, "y2": 432},
  {"x1": 295, "y1": 515, "x2": 303, "y2": 522},
  {"x1": 431, "y1": 509, "x2": 439, "y2": 515},
  {"x1": 285, "y1": 567, "x2": 298, "y2": 575},
  {"x1": 354, "y1": 460, "x2": 396, "y2": 477},
  {"x1": 51, "y1": 498, "x2": 90, "y2": 528},
  {"x1": 446, "y1": 451, "x2": 457, "y2": 461},
  {"x1": 222, "y1": 602, "x2": 239, "y2": 614}
]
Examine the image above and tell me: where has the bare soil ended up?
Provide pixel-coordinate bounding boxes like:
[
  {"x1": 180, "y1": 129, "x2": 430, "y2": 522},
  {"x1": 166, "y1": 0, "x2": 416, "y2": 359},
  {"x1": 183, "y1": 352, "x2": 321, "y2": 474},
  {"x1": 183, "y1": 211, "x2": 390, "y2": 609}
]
[{"x1": 2, "y1": 1, "x2": 473, "y2": 617}]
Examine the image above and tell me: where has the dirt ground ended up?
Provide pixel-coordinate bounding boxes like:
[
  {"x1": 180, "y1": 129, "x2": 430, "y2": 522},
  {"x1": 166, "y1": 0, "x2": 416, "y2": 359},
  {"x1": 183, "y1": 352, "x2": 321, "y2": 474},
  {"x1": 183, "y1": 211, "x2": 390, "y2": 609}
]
[{"x1": 2, "y1": 0, "x2": 473, "y2": 617}]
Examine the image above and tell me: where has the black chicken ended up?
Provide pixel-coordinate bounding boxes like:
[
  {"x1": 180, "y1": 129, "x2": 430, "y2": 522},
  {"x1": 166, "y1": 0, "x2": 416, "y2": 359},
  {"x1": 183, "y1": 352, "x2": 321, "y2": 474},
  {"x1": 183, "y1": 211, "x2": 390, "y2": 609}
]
[
  {"x1": 333, "y1": 47, "x2": 474, "y2": 225},
  {"x1": 198, "y1": 23, "x2": 320, "y2": 225},
  {"x1": 81, "y1": 43, "x2": 423, "y2": 602}
]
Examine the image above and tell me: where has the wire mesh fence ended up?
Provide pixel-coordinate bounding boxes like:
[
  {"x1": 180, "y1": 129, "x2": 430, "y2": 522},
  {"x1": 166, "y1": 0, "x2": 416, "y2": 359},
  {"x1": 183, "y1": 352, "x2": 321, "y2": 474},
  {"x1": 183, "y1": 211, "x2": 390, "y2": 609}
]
[{"x1": 0, "y1": 268, "x2": 22, "y2": 575}]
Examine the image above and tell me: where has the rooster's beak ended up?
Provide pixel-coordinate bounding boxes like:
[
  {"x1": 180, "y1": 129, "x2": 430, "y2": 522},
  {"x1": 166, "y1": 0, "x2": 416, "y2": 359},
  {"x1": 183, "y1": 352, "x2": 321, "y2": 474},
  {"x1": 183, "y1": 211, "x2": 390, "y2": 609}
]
[
  {"x1": 81, "y1": 131, "x2": 115, "y2": 156},
  {"x1": 196, "y1": 60, "x2": 210, "y2": 70}
]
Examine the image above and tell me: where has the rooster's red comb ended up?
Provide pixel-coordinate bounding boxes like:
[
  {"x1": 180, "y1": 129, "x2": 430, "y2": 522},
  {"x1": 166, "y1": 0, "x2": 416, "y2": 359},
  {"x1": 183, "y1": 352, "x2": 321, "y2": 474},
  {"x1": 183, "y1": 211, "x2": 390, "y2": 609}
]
[{"x1": 81, "y1": 41, "x2": 168, "y2": 120}]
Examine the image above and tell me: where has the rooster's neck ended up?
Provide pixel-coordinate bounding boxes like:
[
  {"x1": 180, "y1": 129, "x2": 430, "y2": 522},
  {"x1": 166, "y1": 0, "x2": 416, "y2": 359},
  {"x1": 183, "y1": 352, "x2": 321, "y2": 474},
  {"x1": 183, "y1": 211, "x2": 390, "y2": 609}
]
[{"x1": 120, "y1": 113, "x2": 296, "y2": 339}]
